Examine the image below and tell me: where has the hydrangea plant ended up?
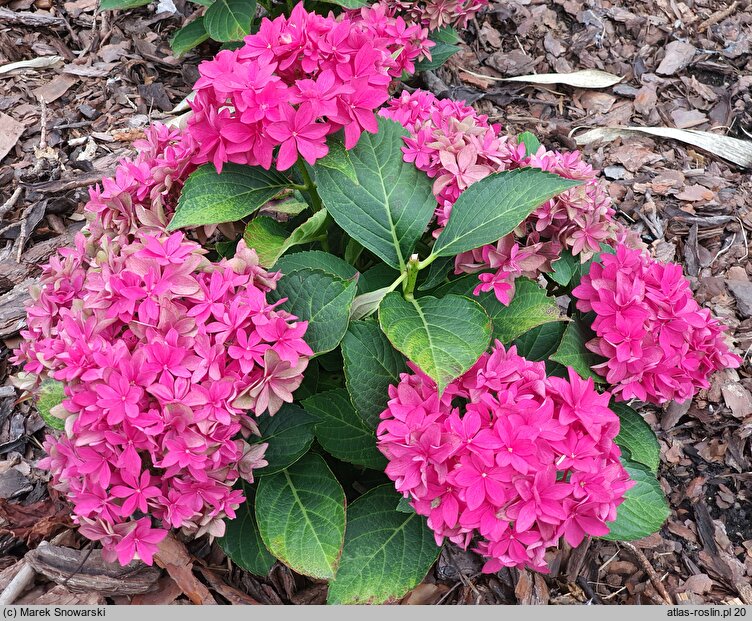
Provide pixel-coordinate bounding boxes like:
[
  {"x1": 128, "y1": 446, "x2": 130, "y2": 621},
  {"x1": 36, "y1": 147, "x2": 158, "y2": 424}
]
[{"x1": 16, "y1": 2, "x2": 741, "y2": 606}]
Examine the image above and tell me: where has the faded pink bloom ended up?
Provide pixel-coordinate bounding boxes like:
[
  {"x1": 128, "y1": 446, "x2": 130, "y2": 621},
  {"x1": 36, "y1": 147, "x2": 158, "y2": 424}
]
[
  {"x1": 380, "y1": 90, "x2": 622, "y2": 304},
  {"x1": 378, "y1": 0, "x2": 488, "y2": 30},
  {"x1": 14, "y1": 231, "x2": 312, "y2": 566}
]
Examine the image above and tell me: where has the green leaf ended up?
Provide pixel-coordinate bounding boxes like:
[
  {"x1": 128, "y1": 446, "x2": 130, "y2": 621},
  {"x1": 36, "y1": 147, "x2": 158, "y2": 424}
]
[
  {"x1": 431, "y1": 168, "x2": 582, "y2": 258},
  {"x1": 275, "y1": 250, "x2": 357, "y2": 281},
  {"x1": 303, "y1": 389, "x2": 386, "y2": 469},
  {"x1": 315, "y1": 139, "x2": 357, "y2": 184},
  {"x1": 265, "y1": 195, "x2": 309, "y2": 217},
  {"x1": 36, "y1": 380, "x2": 66, "y2": 431},
  {"x1": 479, "y1": 278, "x2": 563, "y2": 343},
  {"x1": 99, "y1": 0, "x2": 149, "y2": 10},
  {"x1": 436, "y1": 275, "x2": 563, "y2": 344},
  {"x1": 215, "y1": 239, "x2": 238, "y2": 258},
  {"x1": 255, "y1": 452, "x2": 346, "y2": 579},
  {"x1": 272, "y1": 268, "x2": 356, "y2": 355},
  {"x1": 396, "y1": 496, "x2": 414, "y2": 514},
  {"x1": 357, "y1": 264, "x2": 400, "y2": 294},
  {"x1": 431, "y1": 26, "x2": 461, "y2": 44},
  {"x1": 379, "y1": 292, "x2": 491, "y2": 393},
  {"x1": 243, "y1": 210, "x2": 328, "y2": 268},
  {"x1": 315, "y1": 118, "x2": 436, "y2": 270},
  {"x1": 251, "y1": 405, "x2": 316, "y2": 475},
  {"x1": 612, "y1": 402, "x2": 660, "y2": 474},
  {"x1": 204, "y1": 0, "x2": 255, "y2": 41},
  {"x1": 415, "y1": 27, "x2": 460, "y2": 71},
  {"x1": 168, "y1": 164, "x2": 289, "y2": 230},
  {"x1": 414, "y1": 40, "x2": 459, "y2": 71},
  {"x1": 512, "y1": 321, "x2": 567, "y2": 361},
  {"x1": 342, "y1": 321, "x2": 407, "y2": 428},
  {"x1": 549, "y1": 250, "x2": 580, "y2": 287},
  {"x1": 170, "y1": 18, "x2": 209, "y2": 56},
  {"x1": 417, "y1": 256, "x2": 454, "y2": 292},
  {"x1": 327, "y1": 485, "x2": 440, "y2": 605},
  {"x1": 550, "y1": 321, "x2": 604, "y2": 383},
  {"x1": 517, "y1": 131, "x2": 541, "y2": 157},
  {"x1": 549, "y1": 245, "x2": 618, "y2": 288},
  {"x1": 601, "y1": 460, "x2": 669, "y2": 541},
  {"x1": 190, "y1": 0, "x2": 214, "y2": 5},
  {"x1": 220, "y1": 495, "x2": 276, "y2": 576},
  {"x1": 350, "y1": 287, "x2": 391, "y2": 322}
]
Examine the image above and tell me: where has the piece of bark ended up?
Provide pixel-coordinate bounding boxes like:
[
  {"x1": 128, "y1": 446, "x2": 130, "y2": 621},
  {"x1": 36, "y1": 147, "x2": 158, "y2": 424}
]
[
  {"x1": 566, "y1": 537, "x2": 590, "y2": 582},
  {"x1": 679, "y1": 574, "x2": 713, "y2": 595},
  {"x1": 23, "y1": 170, "x2": 114, "y2": 194},
  {"x1": 32, "y1": 585, "x2": 105, "y2": 605},
  {"x1": 514, "y1": 569, "x2": 549, "y2": 604},
  {"x1": 32, "y1": 75, "x2": 77, "y2": 105},
  {"x1": 727, "y1": 280, "x2": 752, "y2": 318},
  {"x1": 400, "y1": 583, "x2": 449, "y2": 605},
  {"x1": 26, "y1": 545, "x2": 161, "y2": 596},
  {"x1": 0, "y1": 279, "x2": 34, "y2": 338},
  {"x1": 196, "y1": 567, "x2": 261, "y2": 605},
  {"x1": 0, "y1": 113, "x2": 24, "y2": 164},
  {"x1": 0, "y1": 7, "x2": 66, "y2": 27},
  {"x1": 131, "y1": 576, "x2": 183, "y2": 605},
  {"x1": 0, "y1": 470, "x2": 32, "y2": 499},
  {"x1": 153, "y1": 534, "x2": 216, "y2": 605},
  {"x1": 656, "y1": 41, "x2": 697, "y2": 76},
  {"x1": 0, "y1": 559, "x2": 27, "y2": 592}
]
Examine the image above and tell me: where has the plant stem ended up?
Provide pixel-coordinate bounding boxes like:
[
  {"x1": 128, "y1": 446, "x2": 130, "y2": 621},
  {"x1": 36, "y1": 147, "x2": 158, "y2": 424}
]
[
  {"x1": 402, "y1": 254, "x2": 421, "y2": 300},
  {"x1": 417, "y1": 253, "x2": 437, "y2": 271},
  {"x1": 296, "y1": 160, "x2": 323, "y2": 213}
]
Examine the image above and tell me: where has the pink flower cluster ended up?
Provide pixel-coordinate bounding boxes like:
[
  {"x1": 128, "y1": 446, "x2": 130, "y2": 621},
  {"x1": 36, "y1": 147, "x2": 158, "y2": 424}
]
[
  {"x1": 14, "y1": 232, "x2": 312, "y2": 565},
  {"x1": 380, "y1": 90, "x2": 619, "y2": 305},
  {"x1": 381, "y1": 0, "x2": 489, "y2": 30},
  {"x1": 572, "y1": 244, "x2": 741, "y2": 405},
  {"x1": 186, "y1": 2, "x2": 432, "y2": 173},
  {"x1": 377, "y1": 343, "x2": 632, "y2": 573},
  {"x1": 85, "y1": 123, "x2": 197, "y2": 243}
]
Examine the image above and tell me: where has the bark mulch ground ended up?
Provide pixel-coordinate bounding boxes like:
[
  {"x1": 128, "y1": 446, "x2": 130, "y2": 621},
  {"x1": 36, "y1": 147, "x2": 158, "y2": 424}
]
[{"x1": 0, "y1": 0, "x2": 749, "y2": 606}]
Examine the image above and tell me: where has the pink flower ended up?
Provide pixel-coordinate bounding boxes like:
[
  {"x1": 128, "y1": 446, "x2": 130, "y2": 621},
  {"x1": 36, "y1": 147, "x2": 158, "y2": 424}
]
[
  {"x1": 184, "y1": 3, "x2": 426, "y2": 173},
  {"x1": 114, "y1": 518, "x2": 167, "y2": 566},
  {"x1": 378, "y1": 342, "x2": 633, "y2": 573},
  {"x1": 15, "y1": 229, "x2": 311, "y2": 565},
  {"x1": 96, "y1": 373, "x2": 143, "y2": 425},
  {"x1": 111, "y1": 471, "x2": 162, "y2": 517},
  {"x1": 266, "y1": 104, "x2": 330, "y2": 170},
  {"x1": 449, "y1": 453, "x2": 511, "y2": 510},
  {"x1": 238, "y1": 350, "x2": 308, "y2": 416},
  {"x1": 572, "y1": 244, "x2": 741, "y2": 405}
]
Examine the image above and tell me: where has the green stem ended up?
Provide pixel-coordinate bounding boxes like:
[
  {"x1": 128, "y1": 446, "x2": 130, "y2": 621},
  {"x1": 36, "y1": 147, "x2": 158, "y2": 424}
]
[
  {"x1": 402, "y1": 254, "x2": 421, "y2": 300},
  {"x1": 296, "y1": 160, "x2": 323, "y2": 213},
  {"x1": 417, "y1": 253, "x2": 438, "y2": 271}
]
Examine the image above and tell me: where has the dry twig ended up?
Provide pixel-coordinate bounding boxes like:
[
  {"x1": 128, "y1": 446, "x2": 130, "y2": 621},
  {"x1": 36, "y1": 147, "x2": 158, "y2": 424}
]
[
  {"x1": 0, "y1": 560, "x2": 35, "y2": 605},
  {"x1": 0, "y1": 188, "x2": 22, "y2": 220},
  {"x1": 697, "y1": 1, "x2": 739, "y2": 32},
  {"x1": 623, "y1": 542, "x2": 673, "y2": 605}
]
